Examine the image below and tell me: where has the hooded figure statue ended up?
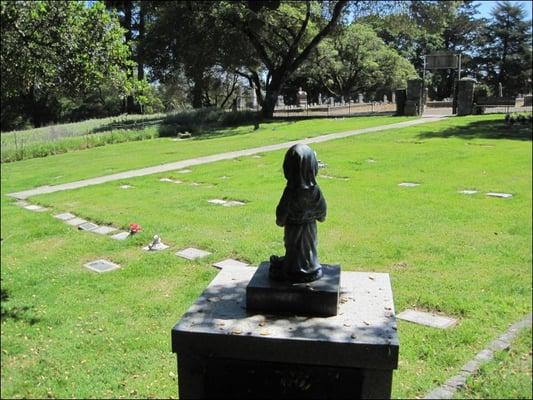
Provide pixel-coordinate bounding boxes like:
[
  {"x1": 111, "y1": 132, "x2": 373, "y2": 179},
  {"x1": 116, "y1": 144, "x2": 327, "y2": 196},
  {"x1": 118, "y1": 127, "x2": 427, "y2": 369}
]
[{"x1": 270, "y1": 144, "x2": 327, "y2": 283}]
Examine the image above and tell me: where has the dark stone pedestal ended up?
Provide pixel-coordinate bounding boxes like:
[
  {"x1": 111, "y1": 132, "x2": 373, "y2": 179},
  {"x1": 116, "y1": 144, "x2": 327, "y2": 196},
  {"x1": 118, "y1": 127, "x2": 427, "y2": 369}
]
[
  {"x1": 246, "y1": 262, "x2": 340, "y2": 316},
  {"x1": 171, "y1": 266, "x2": 399, "y2": 399}
]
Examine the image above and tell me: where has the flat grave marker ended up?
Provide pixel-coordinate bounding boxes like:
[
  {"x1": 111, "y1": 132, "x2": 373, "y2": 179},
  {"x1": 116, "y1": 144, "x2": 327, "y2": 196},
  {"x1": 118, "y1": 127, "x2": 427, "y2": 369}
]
[
  {"x1": 84, "y1": 259, "x2": 121, "y2": 273},
  {"x1": 15, "y1": 200, "x2": 29, "y2": 207},
  {"x1": 54, "y1": 212, "x2": 76, "y2": 220},
  {"x1": 65, "y1": 217, "x2": 87, "y2": 226},
  {"x1": 398, "y1": 182, "x2": 420, "y2": 187},
  {"x1": 119, "y1": 185, "x2": 133, "y2": 189},
  {"x1": 111, "y1": 231, "x2": 130, "y2": 241},
  {"x1": 176, "y1": 247, "x2": 211, "y2": 260},
  {"x1": 160, "y1": 178, "x2": 182, "y2": 184},
  {"x1": 486, "y1": 192, "x2": 513, "y2": 198},
  {"x1": 78, "y1": 222, "x2": 99, "y2": 231},
  {"x1": 459, "y1": 190, "x2": 478, "y2": 195},
  {"x1": 24, "y1": 204, "x2": 48, "y2": 212},
  {"x1": 397, "y1": 309, "x2": 457, "y2": 329},
  {"x1": 92, "y1": 226, "x2": 118, "y2": 235},
  {"x1": 208, "y1": 199, "x2": 227, "y2": 205},
  {"x1": 223, "y1": 200, "x2": 245, "y2": 207},
  {"x1": 212, "y1": 258, "x2": 250, "y2": 270}
]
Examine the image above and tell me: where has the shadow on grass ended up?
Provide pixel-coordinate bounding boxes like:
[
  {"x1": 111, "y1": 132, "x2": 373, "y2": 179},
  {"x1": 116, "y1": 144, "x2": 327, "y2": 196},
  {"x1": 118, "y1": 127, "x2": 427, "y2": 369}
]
[
  {"x1": 418, "y1": 118, "x2": 532, "y2": 141},
  {"x1": 0, "y1": 286, "x2": 39, "y2": 325}
]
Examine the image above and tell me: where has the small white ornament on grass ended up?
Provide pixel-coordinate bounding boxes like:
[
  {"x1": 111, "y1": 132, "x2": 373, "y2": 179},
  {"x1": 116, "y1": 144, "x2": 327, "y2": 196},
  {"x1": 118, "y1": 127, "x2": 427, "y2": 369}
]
[{"x1": 143, "y1": 235, "x2": 169, "y2": 251}]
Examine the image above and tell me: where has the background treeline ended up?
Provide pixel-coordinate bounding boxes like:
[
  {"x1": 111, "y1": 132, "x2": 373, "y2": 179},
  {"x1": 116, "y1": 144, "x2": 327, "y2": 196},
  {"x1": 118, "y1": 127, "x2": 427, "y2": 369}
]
[{"x1": 1, "y1": 0, "x2": 531, "y2": 131}]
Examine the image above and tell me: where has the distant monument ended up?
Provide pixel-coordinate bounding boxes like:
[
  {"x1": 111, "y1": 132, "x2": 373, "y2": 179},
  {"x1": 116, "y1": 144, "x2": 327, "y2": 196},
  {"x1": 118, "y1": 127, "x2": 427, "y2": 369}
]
[{"x1": 296, "y1": 87, "x2": 307, "y2": 107}]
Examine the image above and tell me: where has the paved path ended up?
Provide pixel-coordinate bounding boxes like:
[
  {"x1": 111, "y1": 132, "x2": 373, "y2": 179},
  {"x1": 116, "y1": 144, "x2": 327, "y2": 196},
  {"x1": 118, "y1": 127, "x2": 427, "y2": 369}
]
[
  {"x1": 424, "y1": 313, "x2": 532, "y2": 399},
  {"x1": 7, "y1": 116, "x2": 444, "y2": 200}
]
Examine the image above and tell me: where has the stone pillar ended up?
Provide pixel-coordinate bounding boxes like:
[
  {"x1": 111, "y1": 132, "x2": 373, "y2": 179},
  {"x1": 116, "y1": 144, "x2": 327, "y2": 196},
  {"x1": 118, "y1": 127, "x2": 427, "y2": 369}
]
[
  {"x1": 395, "y1": 89, "x2": 406, "y2": 116},
  {"x1": 405, "y1": 78, "x2": 424, "y2": 116},
  {"x1": 457, "y1": 78, "x2": 476, "y2": 116},
  {"x1": 498, "y1": 82, "x2": 503, "y2": 97},
  {"x1": 383, "y1": 94, "x2": 388, "y2": 104},
  {"x1": 391, "y1": 91, "x2": 396, "y2": 104},
  {"x1": 358, "y1": 93, "x2": 364, "y2": 103},
  {"x1": 318, "y1": 93, "x2": 322, "y2": 105},
  {"x1": 329, "y1": 97, "x2": 334, "y2": 106},
  {"x1": 276, "y1": 95, "x2": 284, "y2": 108}
]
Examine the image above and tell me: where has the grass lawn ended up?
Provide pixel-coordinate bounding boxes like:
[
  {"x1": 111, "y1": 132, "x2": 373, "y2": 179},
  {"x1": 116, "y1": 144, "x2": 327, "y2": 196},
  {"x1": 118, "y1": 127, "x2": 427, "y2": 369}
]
[
  {"x1": 1, "y1": 115, "x2": 414, "y2": 194},
  {"x1": 455, "y1": 328, "x2": 532, "y2": 399},
  {"x1": 1, "y1": 114, "x2": 531, "y2": 398}
]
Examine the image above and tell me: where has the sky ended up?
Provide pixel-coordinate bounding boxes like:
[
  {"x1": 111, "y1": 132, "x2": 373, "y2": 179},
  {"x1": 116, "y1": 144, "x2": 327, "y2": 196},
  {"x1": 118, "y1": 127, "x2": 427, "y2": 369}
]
[{"x1": 474, "y1": 0, "x2": 533, "y2": 19}]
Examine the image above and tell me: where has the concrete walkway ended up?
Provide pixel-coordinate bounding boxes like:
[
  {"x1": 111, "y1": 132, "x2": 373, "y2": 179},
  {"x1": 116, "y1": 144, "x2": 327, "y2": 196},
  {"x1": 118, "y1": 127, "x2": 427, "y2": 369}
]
[{"x1": 7, "y1": 116, "x2": 444, "y2": 200}]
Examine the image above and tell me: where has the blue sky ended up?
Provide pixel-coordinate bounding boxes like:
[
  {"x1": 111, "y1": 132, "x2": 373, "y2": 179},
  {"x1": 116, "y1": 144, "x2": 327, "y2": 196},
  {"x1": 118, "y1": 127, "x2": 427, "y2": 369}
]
[{"x1": 474, "y1": 0, "x2": 532, "y2": 19}]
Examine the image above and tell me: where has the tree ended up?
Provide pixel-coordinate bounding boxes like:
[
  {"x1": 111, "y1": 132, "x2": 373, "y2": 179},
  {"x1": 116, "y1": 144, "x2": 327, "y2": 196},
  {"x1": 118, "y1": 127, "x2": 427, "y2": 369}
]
[
  {"x1": 1, "y1": 0, "x2": 131, "y2": 129},
  {"x1": 304, "y1": 23, "x2": 416, "y2": 100},
  {"x1": 222, "y1": 1, "x2": 349, "y2": 118},
  {"x1": 477, "y1": 1, "x2": 532, "y2": 96}
]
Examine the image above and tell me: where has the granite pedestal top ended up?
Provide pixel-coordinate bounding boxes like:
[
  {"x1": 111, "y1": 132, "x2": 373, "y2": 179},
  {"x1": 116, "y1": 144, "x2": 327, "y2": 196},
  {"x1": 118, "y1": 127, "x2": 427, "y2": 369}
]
[{"x1": 172, "y1": 266, "x2": 399, "y2": 370}]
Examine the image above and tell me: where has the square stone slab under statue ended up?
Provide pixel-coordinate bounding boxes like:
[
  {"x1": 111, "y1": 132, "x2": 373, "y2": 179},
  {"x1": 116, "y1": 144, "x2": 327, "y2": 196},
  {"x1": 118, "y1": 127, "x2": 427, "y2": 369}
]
[
  {"x1": 171, "y1": 265, "x2": 399, "y2": 399},
  {"x1": 84, "y1": 259, "x2": 120, "y2": 273},
  {"x1": 246, "y1": 262, "x2": 340, "y2": 317}
]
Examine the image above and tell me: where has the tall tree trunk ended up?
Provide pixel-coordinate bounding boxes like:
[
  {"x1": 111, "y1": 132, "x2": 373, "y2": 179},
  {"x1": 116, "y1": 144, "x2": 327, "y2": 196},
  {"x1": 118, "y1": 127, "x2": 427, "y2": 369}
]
[
  {"x1": 137, "y1": 1, "x2": 145, "y2": 81},
  {"x1": 124, "y1": 1, "x2": 135, "y2": 113}
]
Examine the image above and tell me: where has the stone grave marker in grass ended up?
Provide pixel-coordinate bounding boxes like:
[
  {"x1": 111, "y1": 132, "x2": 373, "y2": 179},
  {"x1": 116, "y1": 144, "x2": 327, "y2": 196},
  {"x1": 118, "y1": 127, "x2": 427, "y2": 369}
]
[
  {"x1": 160, "y1": 178, "x2": 182, "y2": 184},
  {"x1": 212, "y1": 258, "x2": 249, "y2": 270},
  {"x1": 54, "y1": 212, "x2": 76, "y2": 220},
  {"x1": 397, "y1": 309, "x2": 457, "y2": 329},
  {"x1": 15, "y1": 200, "x2": 29, "y2": 207},
  {"x1": 111, "y1": 231, "x2": 130, "y2": 240},
  {"x1": 91, "y1": 226, "x2": 118, "y2": 235},
  {"x1": 486, "y1": 192, "x2": 513, "y2": 198},
  {"x1": 119, "y1": 184, "x2": 133, "y2": 189},
  {"x1": 208, "y1": 199, "x2": 227, "y2": 205},
  {"x1": 459, "y1": 190, "x2": 479, "y2": 195},
  {"x1": 78, "y1": 222, "x2": 99, "y2": 231},
  {"x1": 398, "y1": 182, "x2": 420, "y2": 187},
  {"x1": 84, "y1": 259, "x2": 120, "y2": 273},
  {"x1": 24, "y1": 204, "x2": 48, "y2": 212},
  {"x1": 175, "y1": 247, "x2": 211, "y2": 260},
  {"x1": 65, "y1": 217, "x2": 87, "y2": 226}
]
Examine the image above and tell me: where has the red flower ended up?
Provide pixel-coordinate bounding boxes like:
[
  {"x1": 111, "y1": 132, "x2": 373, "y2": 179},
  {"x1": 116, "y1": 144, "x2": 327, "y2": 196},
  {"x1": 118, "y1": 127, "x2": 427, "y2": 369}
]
[{"x1": 129, "y1": 223, "x2": 142, "y2": 234}]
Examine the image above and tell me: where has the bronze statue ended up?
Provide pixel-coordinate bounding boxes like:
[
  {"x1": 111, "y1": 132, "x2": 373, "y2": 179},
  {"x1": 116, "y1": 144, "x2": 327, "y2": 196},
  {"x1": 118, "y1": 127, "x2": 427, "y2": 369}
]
[{"x1": 270, "y1": 144, "x2": 327, "y2": 283}]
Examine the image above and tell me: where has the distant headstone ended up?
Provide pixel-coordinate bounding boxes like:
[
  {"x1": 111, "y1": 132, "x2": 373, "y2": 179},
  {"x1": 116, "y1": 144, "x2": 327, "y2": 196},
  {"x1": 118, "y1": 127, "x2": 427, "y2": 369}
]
[
  {"x1": 175, "y1": 247, "x2": 211, "y2": 260},
  {"x1": 358, "y1": 93, "x2": 364, "y2": 103},
  {"x1": 457, "y1": 78, "x2": 476, "y2": 116},
  {"x1": 329, "y1": 97, "x2": 334, "y2": 106},
  {"x1": 296, "y1": 87, "x2": 307, "y2": 107},
  {"x1": 84, "y1": 259, "x2": 120, "y2": 273},
  {"x1": 276, "y1": 95, "x2": 284, "y2": 107},
  {"x1": 383, "y1": 94, "x2": 388, "y2": 104},
  {"x1": 318, "y1": 93, "x2": 322, "y2": 105},
  {"x1": 498, "y1": 82, "x2": 503, "y2": 97},
  {"x1": 391, "y1": 91, "x2": 396, "y2": 103}
]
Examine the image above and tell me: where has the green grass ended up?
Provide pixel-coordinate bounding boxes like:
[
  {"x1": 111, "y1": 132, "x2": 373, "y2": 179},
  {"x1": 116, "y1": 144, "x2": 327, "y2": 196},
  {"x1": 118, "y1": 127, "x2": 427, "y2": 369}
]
[
  {"x1": 1, "y1": 115, "x2": 414, "y2": 193},
  {"x1": 455, "y1": 328, "x2": 532, "y2": 399},
  {"x1": 1, "y1": 114, "x2": 531, "y2": 398}
]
